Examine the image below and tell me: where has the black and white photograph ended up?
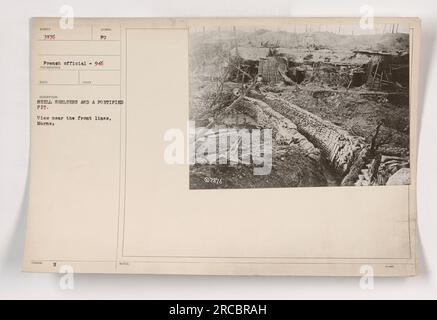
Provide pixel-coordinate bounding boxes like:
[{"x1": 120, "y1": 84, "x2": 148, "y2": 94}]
[
  {"x1": 5, "y1": 0, "x2": 437, "y2": 302},
  {"x1": 189, "y1": 24, "x2": 411, "y2": 189}
]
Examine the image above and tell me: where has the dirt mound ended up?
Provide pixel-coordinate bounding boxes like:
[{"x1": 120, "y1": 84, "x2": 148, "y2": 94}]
[{"x1": 190, "y1": 145, "x2": 327, "y2": 189}]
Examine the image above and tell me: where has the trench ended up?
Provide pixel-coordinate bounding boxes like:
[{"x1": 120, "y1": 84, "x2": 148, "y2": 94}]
[
  {"x1": 261, "y1": 93, "x2": 369, "y2": 180},
  {"x1": 259, "y1": 92, "x2": 352, "y2": 187},
  {"x1": 269, "y1": 102, "x2": 345, "y2": 187},
  {"x1": 234, "y1": 93, "x2": 358, "y2": 187},
  {"x1": 319, "y1": 157, "x2": 342, "y2": 186},
  {"x1": 281, "y1": 113, "x2": 345, "y2": 186}
]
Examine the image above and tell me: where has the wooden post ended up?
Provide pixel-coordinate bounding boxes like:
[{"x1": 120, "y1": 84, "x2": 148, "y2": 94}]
[
  {"x1": 379, "y1": 69, "x2": 384, "y2": 89},
  {"x1": 233, "y1": 26, "x2": 238, "y2": 57},
  {"x1": 372, "y1": 60, "x2": 380, "y2": 87}
]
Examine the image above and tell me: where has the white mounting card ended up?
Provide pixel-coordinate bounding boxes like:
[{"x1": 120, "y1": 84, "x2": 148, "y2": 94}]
[{"x1": 23, "y1": 17, "x2": 420, "y2": 276}]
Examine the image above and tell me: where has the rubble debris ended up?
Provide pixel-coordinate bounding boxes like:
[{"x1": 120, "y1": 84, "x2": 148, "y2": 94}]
[
  {"x1": 386, "y1": 168, "x2": 410, "y2": 185},
  {"x1": 227, "y1": 44, "x2": 409, "y2": 92}
]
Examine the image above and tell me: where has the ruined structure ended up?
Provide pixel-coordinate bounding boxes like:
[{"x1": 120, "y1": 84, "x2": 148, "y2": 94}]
[
  {"x1": 352, "y1": 50, "x2": 409, "y2": 89},
  {"x1": 258, "y1": 56, "x2": 288, "y2": 84},
  {"x1": 230, "y1": 45, "x2": 409, "y2": 91}
]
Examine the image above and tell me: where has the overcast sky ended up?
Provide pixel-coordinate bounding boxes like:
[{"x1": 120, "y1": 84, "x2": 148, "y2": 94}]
[{"x1": 191, "y1": 24, "x2": 410, "y2": 35}]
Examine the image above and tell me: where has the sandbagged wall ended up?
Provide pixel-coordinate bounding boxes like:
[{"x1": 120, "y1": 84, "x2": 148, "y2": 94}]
[
  {"x1": 262, "y1": 94, "x2": 367, "y2": 175},
  {"x1": 217, "y1": 96, "x2": 322, "y2": 162}
]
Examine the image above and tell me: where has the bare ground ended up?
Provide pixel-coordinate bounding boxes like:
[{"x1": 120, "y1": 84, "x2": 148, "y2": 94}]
[{"x1": 190, "y1": 145, "x2": 328, "y2": 189}]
